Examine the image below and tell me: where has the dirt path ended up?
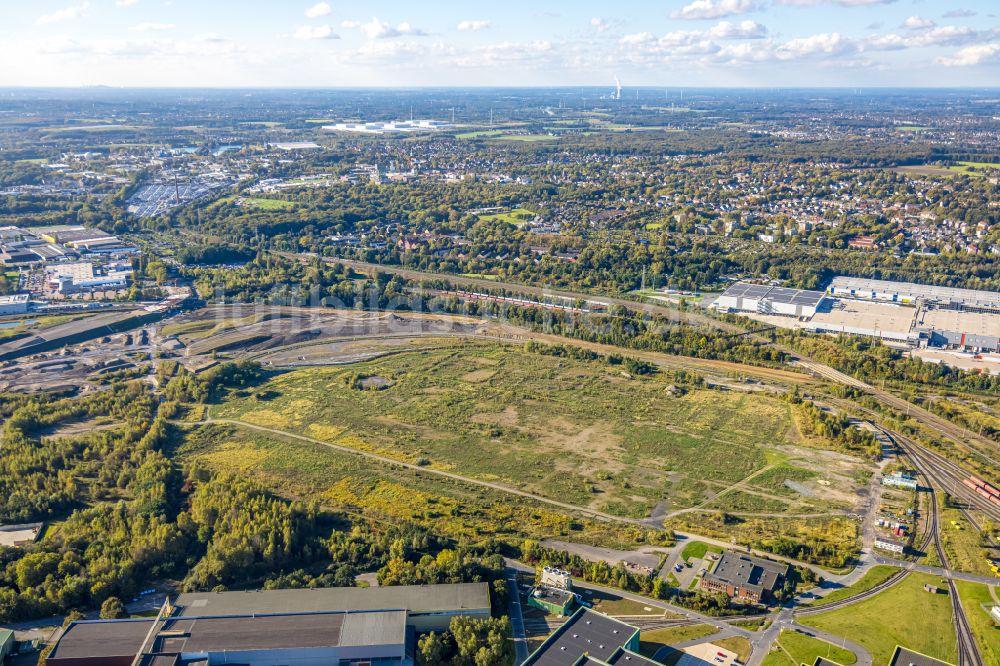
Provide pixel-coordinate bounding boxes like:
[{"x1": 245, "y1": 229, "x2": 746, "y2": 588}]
[{"x1": 187, "y1": 417, "x2": 846, "y2": 579}]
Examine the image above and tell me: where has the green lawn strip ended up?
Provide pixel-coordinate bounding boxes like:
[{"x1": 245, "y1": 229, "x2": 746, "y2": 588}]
[
  {"x1": 803, "y1": 565, "x2": 901, "y2": 606},
  {"x1": 239, "y1": 198, "x2": 297, "y2": 210},
  {"x1": 800, "y1": 572, "x2": 957, "y2": 665},
  {"x1": 955, "y1": 581, "x2": 1000, "y2": 664},
  {"x1": 680, "y1": 541, "x2": 722, "y2": 563},
  {"x1": 777, "y1": 629, "x2": 856, "y2": 665},
  {"x1": 761, "y1": 651, "x2": 795, "y2": 666}
]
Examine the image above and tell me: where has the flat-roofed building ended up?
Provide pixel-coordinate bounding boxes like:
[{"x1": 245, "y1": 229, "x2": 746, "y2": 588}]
[
  {"x1": 0, "y1": 521, "x2": 43, "y2": 547},
  {"x1": 48, "y1": 609, "x2": 410, "y2": 666},
  {"x1": 807, "y1": 299, "x2": 920, "y2": 345},
  {"x1": 0, "y1": 294, "x2": 29, "y2": 316},
  {"x1": 39, "y1": 227, "x2": 113, "y2": 245},
  {"x1": 829, "y1": 276, "x2": 1000, "y2": 313},
  {"x1": 698, "y1": 551, "x2": 789, "y2": 604},
  {"x1": 888, "y1": 646, "x2": 954, "y2": 666},
  {"x1": 874, "y1": 536, "x2": 907, "y2": 554},
  {"x1": 0, "y1": 628, "x2": 14, "y2": 664},
  {"x1": 173, "y1": 582, "x2": 490, "y2": 632},
  {"x1": 916, "y1": 307, "x2": 1000, "y2": 353},
  {"x1": 713, "y1": 282, "x2": 827, "y2": 318},
  {"x1": 523, "y1": 608, "x2": 643, "y2": 666}
]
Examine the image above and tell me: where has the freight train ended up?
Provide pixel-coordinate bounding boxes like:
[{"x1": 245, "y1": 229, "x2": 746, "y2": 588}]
[{"x1": 962, "y1": 476, "x2": 1000, "y2": 507}]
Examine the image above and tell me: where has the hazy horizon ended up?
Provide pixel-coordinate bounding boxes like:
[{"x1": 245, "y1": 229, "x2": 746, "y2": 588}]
[{"x1": 1, "y1": 0, "x2": 998, "y2": 88}]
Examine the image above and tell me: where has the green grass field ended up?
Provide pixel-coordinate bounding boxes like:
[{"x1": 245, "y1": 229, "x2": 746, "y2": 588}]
[
  {"x1": 211, "y1": 344, "x2": 850, "y2": 520},
  {"x1": 237, "y1": 197, "x2": 297, "y2": 210},
  {"x1": 944, "y1": 161, "x2": 1000, "y2": 177},
  {"x1": 939, "y1": 503, "x2": 996, "y2": 577},
  {"x1": 680, "y1": 541, "x2": 722, "y2": 563},
  {"x1": 955, "y1": 581, "x2": 1000, "y2": 664},
  {"x1": 475, "y1": 208, "x2": 536, "y2": 225},
  {"x1": 0, "y1": 313, "x2": 97, "y2": 340},
  {"x1": 762, "y1": 630, "x2": 856, "y2": 666},
  {"x1": 43, "y1": 124, "x2": 149, "y2": 133},
  {"x1": 178, "y1": 422, "x2": 652, "y2": 548},
  {"x1": 804, "y1": 565, "x2": 900, "y2": 606},
  {"x1": 455, "y1": 129, "x2": 508, "y2": 139},
  {"x1": 494, "y1": 134, "x2": 557, "y2": 142},
  {"x1": 800, "y1": 572, "x2": 956, "y2": 665}
]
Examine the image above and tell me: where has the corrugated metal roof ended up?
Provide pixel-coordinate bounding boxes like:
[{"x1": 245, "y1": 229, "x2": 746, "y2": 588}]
[{"x1": 174, "y1": 582, "x2": 490, "y2": 617}]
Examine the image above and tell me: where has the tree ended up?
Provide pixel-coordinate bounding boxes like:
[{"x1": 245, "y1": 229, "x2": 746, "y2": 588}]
[
  {"x1": 417, "y1": 631, "x2": 448, "y2": 666},
  {"x1": 100, "y1": 596, "x2": 128, "y2": 620}
]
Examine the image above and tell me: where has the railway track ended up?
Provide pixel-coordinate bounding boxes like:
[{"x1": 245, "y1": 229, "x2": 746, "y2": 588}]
[
  {"x1": 795, "y1": 568, "x2": 910, "y2": 616},
  {"x1": 797, "y1": 474, "x2": 935, "y2": 617},
  {"x1": 823, "y1": 396, "x2": 1000, "y2": 525},
  {"x1": 798, "y1": 359, "x2": 1000, "y2": 470},
  {"x1": 883, "y1": 427, "x2": 984, "y2": 666}
]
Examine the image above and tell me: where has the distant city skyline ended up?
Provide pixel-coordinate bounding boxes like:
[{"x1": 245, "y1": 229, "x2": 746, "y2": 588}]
[{"x1": 1, "y1": 0, "x2": 998, "y2": 88}]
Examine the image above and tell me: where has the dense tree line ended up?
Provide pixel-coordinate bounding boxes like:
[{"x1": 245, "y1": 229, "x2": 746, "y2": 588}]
[
  {"x1": 786, "y1": 392, "x2": 880, "y2": 459},
  {"x1": 772, "y1": 329, "x2": 1000, "y2": 395}
]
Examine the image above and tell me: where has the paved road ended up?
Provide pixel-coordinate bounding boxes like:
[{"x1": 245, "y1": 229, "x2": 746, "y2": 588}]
[
  {"x1": 745, "y1": 607, "x2": 872, "y2": 666},
  {"x1": 505, "y1": 568, "x2": 529, "y2": 665}
]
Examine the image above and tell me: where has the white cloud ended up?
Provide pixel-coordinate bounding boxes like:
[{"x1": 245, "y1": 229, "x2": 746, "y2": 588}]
[
  {"x1": 305, "y1": 2, "x2": 331, "y2": 18},
  {"x1": 591, "y1": 17, "x2": 611, "y2": 33},
  {"x1": 619, "y1": 19, "x2": 766, "y2": 53},
  {"x1": 906, "y1": 25, "x2": 978, "y2": 47},
  {"x1": 292, "y1": 24, "x2": 340, "y2": 40},
  {"x1": 35, "y1": 35, "x2": 240, "y2": 58},
  {"x1": 938, "y1": 42, "x2": 1000, "y2": 66},
  {"x1": 776, "y1": 0, "x2": 896, "y2": 6},
  {"x1": 903, "y1": 16, "x2": 935, "y2": 30},
  {"x1": 355, "y1": 17, "x2": 428, "y2": 40},
  {"x1": 116, "y1": 0, "x2": 138, "y2": 6},
  {"x1": 776, "y1": 32, "x2": 856, "y2": 59},
  {"x1": 132, "y1": 22, "x2": 175, "y2": 31},
  {"x1": 864, "y1": 25, "x2": 980, "y2": 51},
  {"x1": 457, "y1": 20, "x2": 491, "y2": 32},
  {"x1": 37, "y1": 2, "x2": 90, "y2": 25},
  {"x1": 706, "y1": 20, "x2": 768, "y2": 39},
  {"x1": 672, "y1": 0, "x2": 758, "y2": 20},
  {"x1": 193, "y1": 33, "x2": 227, "y2": 43},
  {"x1": 341, "y1": 20, "x2": 361, "y2": 28}
]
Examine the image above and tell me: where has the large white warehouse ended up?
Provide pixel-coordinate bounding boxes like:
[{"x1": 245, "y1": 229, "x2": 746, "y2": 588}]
[
  {"x1": 714, "y1": 282, "x2": 828, "y2": 318},
  {"x1": 829, "y1": 276, "x2": 1000, "y2": 312}
]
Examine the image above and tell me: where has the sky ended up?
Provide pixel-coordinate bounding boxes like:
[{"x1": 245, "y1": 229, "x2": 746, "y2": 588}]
[{"x1": 0, "y1": 0, "x2": 998, "y2": 88}]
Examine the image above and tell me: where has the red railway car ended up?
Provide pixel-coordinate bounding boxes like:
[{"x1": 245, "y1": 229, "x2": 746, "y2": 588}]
[{"x1": 969, "y1": 476, "x2": 1000, "y2": 497}]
